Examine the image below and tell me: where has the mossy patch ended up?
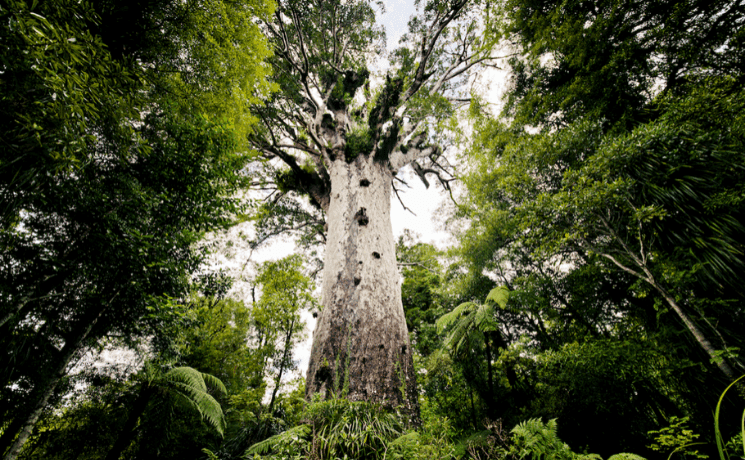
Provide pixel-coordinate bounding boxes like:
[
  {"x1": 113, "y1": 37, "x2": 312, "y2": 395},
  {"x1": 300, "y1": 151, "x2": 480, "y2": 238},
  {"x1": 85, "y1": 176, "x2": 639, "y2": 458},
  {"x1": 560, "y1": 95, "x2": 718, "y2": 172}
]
[
  {"x1": 326, "y1": 68, "x2": 370, "y2": 111},
  {"x1": 344, "y1": 126, "x2": 373, "y2": 162}
]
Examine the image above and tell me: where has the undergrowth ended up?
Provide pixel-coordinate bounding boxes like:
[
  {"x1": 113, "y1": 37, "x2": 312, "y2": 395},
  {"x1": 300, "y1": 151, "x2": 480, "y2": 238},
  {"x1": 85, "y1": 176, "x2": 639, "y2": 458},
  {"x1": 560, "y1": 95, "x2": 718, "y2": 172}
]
[{"x1": 243, "y1": 377, "x2": 745, "y2": 460}]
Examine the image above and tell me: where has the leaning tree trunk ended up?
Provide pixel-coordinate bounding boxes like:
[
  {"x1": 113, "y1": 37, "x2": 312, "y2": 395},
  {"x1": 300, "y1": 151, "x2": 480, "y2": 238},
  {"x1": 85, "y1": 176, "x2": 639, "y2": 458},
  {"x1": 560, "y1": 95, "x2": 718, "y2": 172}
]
[
  {"x1": 1, "y1": 313, "x2": 99, "y2": 460},
  {"x1": 306, "y1": 154, "x2": 419, "y2": 418}
]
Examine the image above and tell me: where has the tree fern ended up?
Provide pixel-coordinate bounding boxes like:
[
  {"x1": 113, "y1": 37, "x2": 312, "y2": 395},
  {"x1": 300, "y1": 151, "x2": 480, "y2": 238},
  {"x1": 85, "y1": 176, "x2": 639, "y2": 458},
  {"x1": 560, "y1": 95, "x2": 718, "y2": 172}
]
[
  {"x1": 104, "y1": 365, "x2": 228, "y2": 460},
  {"x1": 486, "y1": 286, "x2": 510, "y2": 308},
  {"x1": 162, "y1": 367, "x2": 227, "y2": 436},
  {"x1": 436, "y1": 287, "x2": 510, "y2": 352}
]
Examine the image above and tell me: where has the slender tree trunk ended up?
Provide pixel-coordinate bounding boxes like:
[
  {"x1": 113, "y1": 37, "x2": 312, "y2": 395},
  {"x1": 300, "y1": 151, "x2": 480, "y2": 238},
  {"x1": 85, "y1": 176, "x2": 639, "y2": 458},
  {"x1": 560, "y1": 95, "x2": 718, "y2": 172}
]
[
  {"x1": 268, "y1": 318, "x2": 295, "y2": 414},
  {"x1": 104, "y1": 387, "x2": 152, "y2": 460},
  {"x1": 599, "y1": 246, "x2": 742, "y2": 386},
  {"x1": 484, "y1": 335, "x2": 494, "y2": 394},
  {"x1": 306, "y1": 155, "x2": 419, "y2": 418},
  {"x1": 654, "y1": 284, "x2": 739, "y2": 380},
  {"x1": 469, "y1": 387, "x2": 478, "y2": 430},
  {"x1": 1, "y1": 316, "x2": 98, "y2": 460}
]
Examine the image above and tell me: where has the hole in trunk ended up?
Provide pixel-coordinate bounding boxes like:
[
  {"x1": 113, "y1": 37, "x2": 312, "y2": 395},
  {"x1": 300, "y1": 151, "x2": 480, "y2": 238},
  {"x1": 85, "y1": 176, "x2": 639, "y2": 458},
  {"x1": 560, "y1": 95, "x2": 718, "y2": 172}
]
[
  {"x1": 360, "y1": 179, "x2": 370, "y2": 187},
  {"x1": 379, "y1": 344, "x2": 385, "y2": 350},
  {"x1": 316, "y1": 363, "x2": 331, "y2": 386},
  {"x1": 355, "y1": 208, "x2": 369, "y2": 226},
  {"x1": 354, "y1": 277, "x2": 361, "y2": 286},
  {"x1": 401, "y1": 345, "x2": 407, "y2": 354},
  {"x1": 372, "y1": 252, "x2": 380, "y2": 259}
]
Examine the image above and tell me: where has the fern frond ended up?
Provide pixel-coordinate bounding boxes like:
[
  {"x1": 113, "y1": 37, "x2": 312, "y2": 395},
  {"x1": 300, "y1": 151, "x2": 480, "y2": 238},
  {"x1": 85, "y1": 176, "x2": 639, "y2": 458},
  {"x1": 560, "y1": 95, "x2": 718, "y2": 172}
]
[
  {"x1": 486, "y1": 286, "x2": 510, "y2": 308},
  {"x1": 512, "y1": 418, "x2": 572, "y2": 460},
  {"x1": 244, "y1": 424, "x2": 311, "y2": 456},
  {"x1": 163, "y1": 369, "x2": 227, "y2": 436},
  {"x1": 171, "y1": 386, "x2": 226, "y2": 435},
  {"x1": 436, "y1": 301, "x2": 476, "y2": 333},
  {"x1": 163, "y1": 367, "x2": 208, "y2": 392},
  {"x1": 474, "y1": 303, "x2": 498, "y2": 332},
  {"x1": 443, "y1": 311, "x2": 476, "y2": 351},
  {"x1": 202, "y1": 372, "x2": 228, "y2": 396}
]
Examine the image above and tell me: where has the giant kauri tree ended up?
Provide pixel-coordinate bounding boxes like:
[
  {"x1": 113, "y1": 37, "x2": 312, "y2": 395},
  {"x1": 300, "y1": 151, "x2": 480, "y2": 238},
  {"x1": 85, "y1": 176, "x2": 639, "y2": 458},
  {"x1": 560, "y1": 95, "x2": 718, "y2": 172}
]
[{"x1": 250, "y1": 0, "x2": 504, "y2": 413}]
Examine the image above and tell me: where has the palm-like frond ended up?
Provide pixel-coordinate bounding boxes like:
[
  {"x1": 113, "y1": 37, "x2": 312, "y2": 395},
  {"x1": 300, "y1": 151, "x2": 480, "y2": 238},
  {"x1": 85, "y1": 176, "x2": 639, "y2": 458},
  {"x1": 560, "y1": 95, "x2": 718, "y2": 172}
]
[
  {"x1": 437, "y1": 287, "x2": 510, "y2": 352},
  {"x1": 486, "y1": 285, "x2": 510, "y2": 308},
  {"x1": 161, "y1": 367, "x2": 227, "y2": 436},
  {"x1": 201, "y1": 372, "x2": 228, "y2": 396},
  {"x1": 163, "y1": 367, "x2": 208, "y2": 392},
  {"x1": 436, "y1": 301, "x2": 477, "y2": 333}
]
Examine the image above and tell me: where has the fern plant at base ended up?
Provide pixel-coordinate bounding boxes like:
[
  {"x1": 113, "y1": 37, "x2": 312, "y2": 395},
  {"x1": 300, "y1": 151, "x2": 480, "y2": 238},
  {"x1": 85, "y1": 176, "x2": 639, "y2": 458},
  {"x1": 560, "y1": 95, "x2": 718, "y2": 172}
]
[{"x1": 245, "y1": 398, "x2": 403, "y2": 460}]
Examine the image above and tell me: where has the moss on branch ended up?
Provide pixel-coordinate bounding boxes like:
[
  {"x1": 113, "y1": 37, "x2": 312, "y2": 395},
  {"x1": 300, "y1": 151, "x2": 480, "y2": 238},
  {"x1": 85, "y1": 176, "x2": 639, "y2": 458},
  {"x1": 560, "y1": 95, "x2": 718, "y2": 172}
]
[
  {"x1": 368, "y1": 75, "x2": 404, "y2": 132},
  {"x1": 275, "y1": 165, "x2": 329, "y2": 210},
  {"x1": 326, "y1": 68, "x2": 370, "y2": 111}
]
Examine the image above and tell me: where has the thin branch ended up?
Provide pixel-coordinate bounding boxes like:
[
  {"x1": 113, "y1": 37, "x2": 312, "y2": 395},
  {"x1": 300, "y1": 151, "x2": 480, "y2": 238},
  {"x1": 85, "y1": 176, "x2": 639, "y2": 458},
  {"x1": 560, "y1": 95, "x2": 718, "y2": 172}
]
[{"x1": 392, "y1": 181, "x2": 416, "y2": 216}]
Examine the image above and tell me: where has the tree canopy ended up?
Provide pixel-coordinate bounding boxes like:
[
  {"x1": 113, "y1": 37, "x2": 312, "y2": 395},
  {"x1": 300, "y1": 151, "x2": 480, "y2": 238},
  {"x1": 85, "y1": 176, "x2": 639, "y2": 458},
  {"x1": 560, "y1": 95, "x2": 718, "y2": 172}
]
[
  {"x1": 3, "y1": 0, "x2": 745, "y2": 459},
  {"x1": 0, "y1": 0, "x2": 274, "y2": 458}
]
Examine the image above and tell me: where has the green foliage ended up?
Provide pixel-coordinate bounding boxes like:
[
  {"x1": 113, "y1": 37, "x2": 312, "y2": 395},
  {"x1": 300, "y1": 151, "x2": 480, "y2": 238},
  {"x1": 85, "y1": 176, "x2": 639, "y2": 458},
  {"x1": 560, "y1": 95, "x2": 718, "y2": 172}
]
[
  {"x1": 252, "y1": 256, "x2": 314, "y2": 399},
  {"x1": 158, "y1": 367, "x2": 227, "y2": 436},
  {"x1": 344, "y1": 125, "x2": 374, "y2": 162},
  {"x1": 180, "y1": 298, "x2": 257, "y2": 395},
  {"x1": 511, "y1": 418, "x2": 575, "y2": 460},
  {"x1": 13, "y1": 269, "x2": 313, "y2": 460},
  {"x1": 385, "y1": 413, "x2": 457, "y2": 460},
  {"x1": 0, "y1": 0, "x2": 274, "y2": 455},
  {"x1": 244, "y1": 424, "x2": 311, "y2": 459},
  {"x1": 245, "y1": 398, "x2": 404, "y2": 460},
  {"x1": 648, "y1": 417, "x2": 708, "y2": 460},
  {"x1": 455, "y1": 1, "x2": 745, "y2": 450},
  {"x1": 307, "y1": 398, "x2": 402, "y2": 460},
  {"x1": 495, "y1": 0, "x2": 744, "y2": 129},
  {"x1": 397, "y1": 233, "x2": 447, "y2": 357},
  {"x1": 13, "y1": 372, "x2": 130, "y2": 460},
  {"x1": 244, "y1": 394, "x2": 457, "y2": 460},
  {"x1": 436, "y1": 286, "x2": 509, "y2": 352},
  {"x1": 419, "y1": 349, "x2": 485, "y2": 436}
]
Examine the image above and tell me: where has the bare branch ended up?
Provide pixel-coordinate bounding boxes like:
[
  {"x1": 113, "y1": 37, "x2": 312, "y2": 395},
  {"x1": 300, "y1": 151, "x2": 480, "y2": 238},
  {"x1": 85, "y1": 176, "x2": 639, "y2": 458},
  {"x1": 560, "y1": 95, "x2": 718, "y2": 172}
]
[{"x1": 392, "y1": 181, "x2": 417, "y2": 216}]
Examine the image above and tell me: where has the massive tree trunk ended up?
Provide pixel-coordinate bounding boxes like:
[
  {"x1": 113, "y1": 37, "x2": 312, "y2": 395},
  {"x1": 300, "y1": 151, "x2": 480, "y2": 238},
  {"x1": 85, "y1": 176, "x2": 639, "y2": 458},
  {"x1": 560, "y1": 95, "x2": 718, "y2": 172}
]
[
  {"x1": 252, "y1": 0, "x2": 493, "y2": 420},
  {"x1": 306, "y1": 155, "x2": 418, "y2": 416}
]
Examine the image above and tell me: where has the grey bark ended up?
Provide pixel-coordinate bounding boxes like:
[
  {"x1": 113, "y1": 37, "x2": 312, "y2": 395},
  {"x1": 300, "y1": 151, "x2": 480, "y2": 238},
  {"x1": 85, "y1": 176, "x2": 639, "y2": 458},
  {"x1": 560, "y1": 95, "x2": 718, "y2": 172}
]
[
  {"x1": 596, "y1": 246, "x2": 742, "y2": 384},
  {"x1": 255, "y1": 0, "x2": 500, "y2": 420},
  {"x1": 305, "y1": 154, "x2": 419, "y2": 417}
]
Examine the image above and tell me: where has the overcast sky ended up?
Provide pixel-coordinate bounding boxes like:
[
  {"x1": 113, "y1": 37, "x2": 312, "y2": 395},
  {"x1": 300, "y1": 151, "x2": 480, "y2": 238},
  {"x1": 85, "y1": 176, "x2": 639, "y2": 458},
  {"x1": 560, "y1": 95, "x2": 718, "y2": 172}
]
[{"x1": 380, "y1": 0, "x2": 418, "y2": 49}]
